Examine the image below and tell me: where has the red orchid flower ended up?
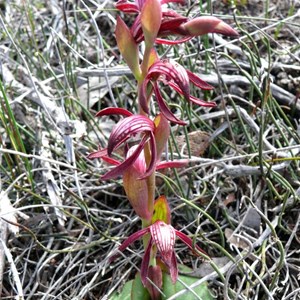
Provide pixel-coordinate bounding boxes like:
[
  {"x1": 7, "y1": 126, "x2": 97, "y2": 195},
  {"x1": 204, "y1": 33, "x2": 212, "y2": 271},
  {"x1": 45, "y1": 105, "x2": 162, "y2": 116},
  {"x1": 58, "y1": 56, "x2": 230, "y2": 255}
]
[
  {"x1": 88, "y1": 113, "x2": 156, "y2": 180},
  {"x1": 87, "y1": 108, "x2": 188, "y2": 180},
  {"x1": 180, "y1": 16, "x2": 239, "y2": 37},
  {"x1": 139, "y1": 59, "x2": 216, "y2": 123},
  {"x1": 154, "y1": 15, "x2": 239, "y2": 45},
  {"x1": 89, "y1": 144, "x2": 188, "y2": 178},
  {"x1": 110, "y1": 220, "x2": 206, "y2": 286},
  {"x1": 117, "y1": 0, "x2": 238, "y2": 45}
]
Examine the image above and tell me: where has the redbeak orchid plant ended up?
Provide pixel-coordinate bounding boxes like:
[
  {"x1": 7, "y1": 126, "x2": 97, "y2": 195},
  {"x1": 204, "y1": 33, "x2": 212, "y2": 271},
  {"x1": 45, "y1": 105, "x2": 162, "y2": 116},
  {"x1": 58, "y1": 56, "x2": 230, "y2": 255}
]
[{"x1": 88, "y1": 0, "x2": 238, "y2": 298}]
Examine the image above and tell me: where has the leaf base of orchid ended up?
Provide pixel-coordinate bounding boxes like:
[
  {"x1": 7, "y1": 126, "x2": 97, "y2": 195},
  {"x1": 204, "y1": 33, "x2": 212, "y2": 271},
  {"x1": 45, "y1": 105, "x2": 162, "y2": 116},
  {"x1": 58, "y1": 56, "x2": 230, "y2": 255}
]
[
  {"x1": 110, "y1": 272, "x2": 151, "y2": 300},
  {"x1": 110, "y1": 266, "x2": 214, "y2": 300},
  {"x1": 162, "y1": 266, "x2": 215, "y2": 300}
]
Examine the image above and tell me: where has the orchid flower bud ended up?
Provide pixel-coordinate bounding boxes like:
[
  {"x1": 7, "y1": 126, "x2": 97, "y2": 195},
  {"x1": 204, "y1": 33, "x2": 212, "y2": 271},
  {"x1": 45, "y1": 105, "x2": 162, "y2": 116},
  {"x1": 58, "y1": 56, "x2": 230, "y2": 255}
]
[
  {"x1": 140, "y1": 0, "x2": 162, "y2": 48},
  {"x1": 181, "y1": 16, "x2": 239, "y2": 37}
]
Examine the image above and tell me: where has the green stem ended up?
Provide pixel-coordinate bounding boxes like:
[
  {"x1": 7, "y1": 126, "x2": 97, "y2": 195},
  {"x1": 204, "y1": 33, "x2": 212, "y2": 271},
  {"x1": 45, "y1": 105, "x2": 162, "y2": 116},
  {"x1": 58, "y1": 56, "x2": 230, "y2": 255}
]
[
  {"x1": 138, "y1": 46, "x2": 156, "y2": 237},
  {"x1": 140, "y1": 45, "x2": 152, "y2": 78}
]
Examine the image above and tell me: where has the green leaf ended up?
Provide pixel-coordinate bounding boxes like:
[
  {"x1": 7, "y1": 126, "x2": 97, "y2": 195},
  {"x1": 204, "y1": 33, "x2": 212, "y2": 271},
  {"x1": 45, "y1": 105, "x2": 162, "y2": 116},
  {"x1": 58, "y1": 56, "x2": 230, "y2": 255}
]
[
  {"x1": 162, "y1": 269, "x2": 215, "y2": 300},
  {"x1": 110, "y1": 273, "x2": 150, "y2": 300},
  {"x1": 131, "y1": 273, "x2": 151, "y2": 300},
  {"x1": 110, "y1": 280, "x2": 132, "y2": 300}
]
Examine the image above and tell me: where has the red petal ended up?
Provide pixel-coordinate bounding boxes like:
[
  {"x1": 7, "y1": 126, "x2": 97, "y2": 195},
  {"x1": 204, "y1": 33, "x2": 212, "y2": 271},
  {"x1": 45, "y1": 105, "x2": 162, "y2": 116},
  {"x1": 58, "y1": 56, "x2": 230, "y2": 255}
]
[
  {"x1": 115, "y1": 1, "x2": 139, "y2": 13},
  {"x1": 153, "y1": 83, "x2": 186, "y2": 125},
  {"x1": 102, "y1": 135, "x2": 149, "y2": 180},
  {"x1": 133, "y1": 13, "x2": 188, "y2": 44},
  {"x1": 107, "y1": 115, "x2": 154, "y2": 156},
  {"x1": 169, "y1": 252, "x2": 178, "y2": 283},
  {"x1": 182, "y1": 16, "x2": 239, "y2": 37},
  {"x1": 109, "y1": 227, "x2": 149, "y2": 262},
  {"x1": 161, "y1": 0, "x2": 185, "y2": 4},
  {"x1": 189, "y1": 95, "x2": 216, "y2": 107},
  {"x1": 186, "y1": 69, "x2": 214, "y2": 90},
  {"x1": 126, "y1": 146, "x2": 147, "y2": 173},
  {"x1": 95, "y1": 107, "x2": 133, "y2": 117},
  {"x1": 150, "y1": 221, "x2": 176, "y2": 266},
  {"x1": 136, "y1": 0, "x2": 146, "y2": 10},
  {"x1": 147, "y1": 60, "x2": 190, "y2": 102},
  {"x1": 139, "y1": 80, "x2": 151, "y2": 114},
  {"x1": 87, "y1": 148, "x2": 121, "y2": 165},
  {"x1": 156, "y1": 159, "x2": 189, "y2": 170},
  {"x1": 162, "y1": 9, "x2": 186, "y2": 18},
  {"x1": 155, "y1": 36, "x2": 192, "y2": 45},
  {"x1": 159, "y1": 17, "x2": 187, "y2": 33},
  {"x1": 168, "y1": 82, "x2": 216, "y2": 107},
  {"x1": 175, "y1": 229, "x2": 208, "y2": 256},
  {"x1": 131, "y1": 15, "x2": 144, "y2": 43},
  {"x1": 140, "y1": 237, "x2": 153, "y2": 286},
  {"x1": 87, "y1": 148, "x2": 108, "y2": 159},
  {"x1": 101, "y1": 156, "x2": 121, "y2": 166},
  {"x1": 145, "y1": 265, "x2": 163, "y2": 299}
]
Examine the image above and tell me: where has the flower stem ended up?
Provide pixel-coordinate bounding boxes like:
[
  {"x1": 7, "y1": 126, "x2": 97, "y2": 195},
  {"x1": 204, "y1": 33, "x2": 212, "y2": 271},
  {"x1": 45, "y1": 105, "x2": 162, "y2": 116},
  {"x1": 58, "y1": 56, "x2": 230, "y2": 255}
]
[
  {"x1": 140, "y1": 45, "x2": 152, "y2": 78},
  {"x1": 138, "y1": 46, "x2": 156, "y2": 237}
]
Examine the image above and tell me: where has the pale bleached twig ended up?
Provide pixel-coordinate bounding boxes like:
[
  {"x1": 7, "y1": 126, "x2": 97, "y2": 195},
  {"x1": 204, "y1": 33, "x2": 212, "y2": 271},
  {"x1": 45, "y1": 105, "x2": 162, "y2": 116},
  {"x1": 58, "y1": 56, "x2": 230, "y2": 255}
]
[
  {"x1": 40, "y1": 132, "x2": 66, "y2": 226},
  {"x1": 0, "y1": 239, "x2": 24, "y2": 300},
  {"x1": 76, "y1": 66, "x2": 298, "y2": 112}
]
